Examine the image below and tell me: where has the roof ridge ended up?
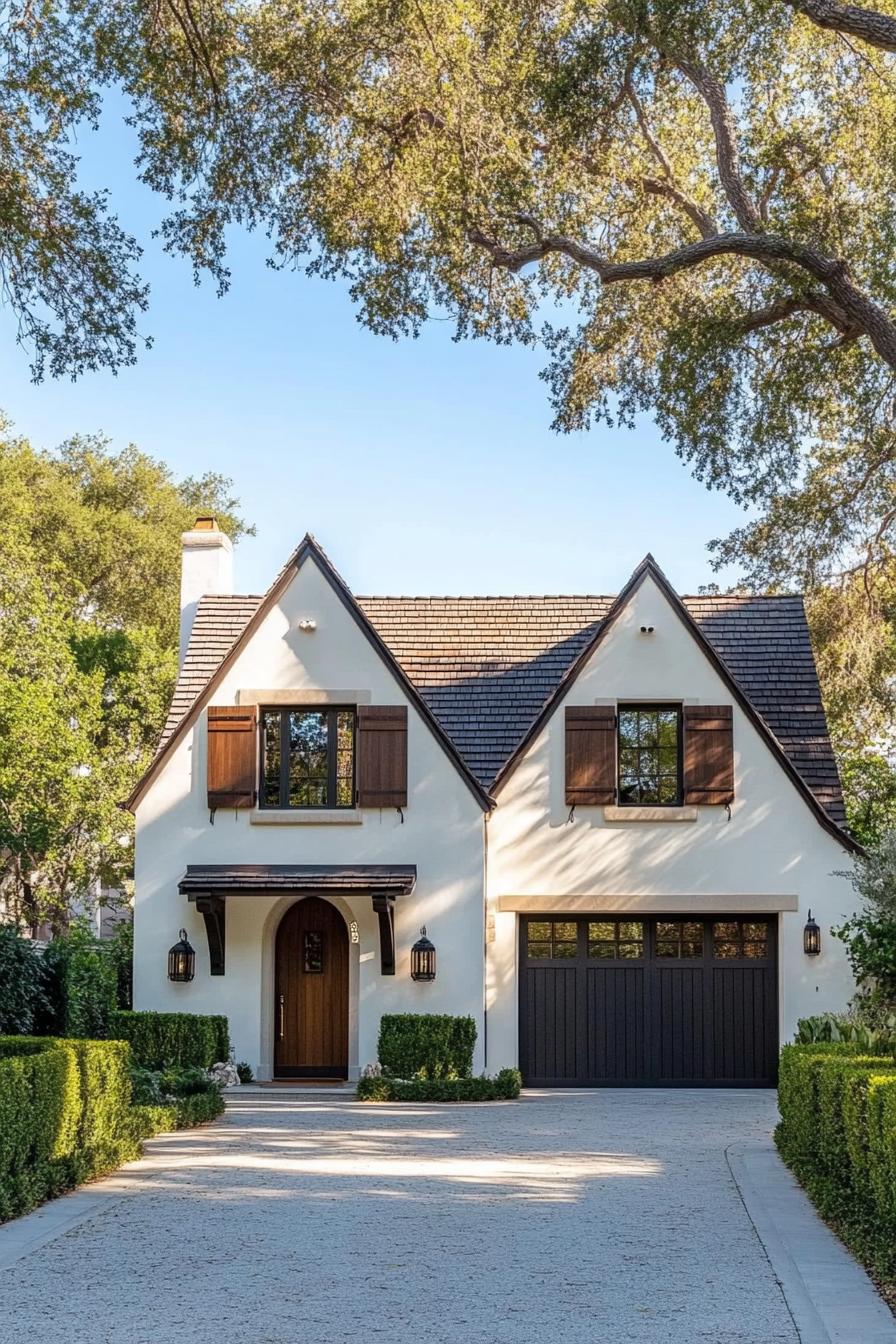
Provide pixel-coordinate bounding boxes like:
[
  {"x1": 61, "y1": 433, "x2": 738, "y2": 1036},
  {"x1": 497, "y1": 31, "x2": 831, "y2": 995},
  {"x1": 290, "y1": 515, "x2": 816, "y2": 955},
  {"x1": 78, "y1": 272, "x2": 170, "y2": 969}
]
[{"x1": 357, "y1": 594, "x2": 616, "y2": 602}]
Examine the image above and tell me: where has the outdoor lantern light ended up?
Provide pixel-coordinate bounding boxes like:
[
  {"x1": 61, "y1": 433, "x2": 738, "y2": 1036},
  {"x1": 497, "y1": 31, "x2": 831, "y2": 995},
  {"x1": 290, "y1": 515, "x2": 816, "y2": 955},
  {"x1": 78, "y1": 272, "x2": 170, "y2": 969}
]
[
  {"x1": 168, "y1": 929, "x2": 196, "y2": 982},
  {"x1": 410, "y1": 927, "x2": 436, "y2": 982},
  {"x1": 804, "y1": 910, "x2": 821, "y2": 957}
]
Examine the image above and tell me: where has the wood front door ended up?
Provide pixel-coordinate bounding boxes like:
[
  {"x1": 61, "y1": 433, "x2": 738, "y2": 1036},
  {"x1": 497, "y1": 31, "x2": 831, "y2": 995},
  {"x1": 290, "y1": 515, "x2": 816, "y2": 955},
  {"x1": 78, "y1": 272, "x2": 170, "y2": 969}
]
[{"x1": 275, "y1": 897, "x2": 349, "y2": 1078}]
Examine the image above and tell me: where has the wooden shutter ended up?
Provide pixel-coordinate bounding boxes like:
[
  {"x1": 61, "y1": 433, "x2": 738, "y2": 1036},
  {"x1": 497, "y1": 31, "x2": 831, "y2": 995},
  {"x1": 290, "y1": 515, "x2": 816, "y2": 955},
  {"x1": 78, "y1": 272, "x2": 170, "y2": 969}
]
[
  {"x1": 207, "y1": 705, "x2": 258, "y2": 809},
  {"x1": 683, "y1": 705, "x2": 734, "y2": 805},
  {"x1": 357, "y1": 705, "x2": 408, "y2": 808},
  {"x1": 565, "y1": 706, "x2": 617, "y2": 806}
]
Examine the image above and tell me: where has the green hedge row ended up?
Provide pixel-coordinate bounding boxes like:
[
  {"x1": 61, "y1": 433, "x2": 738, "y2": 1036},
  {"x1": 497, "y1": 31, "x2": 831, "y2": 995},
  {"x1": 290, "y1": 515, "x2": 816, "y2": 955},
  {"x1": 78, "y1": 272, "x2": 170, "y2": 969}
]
[
  {"x1": 357, "y1": 1069, "x2": 522, "y2": 1102},
  {"x1": 110, "y1": 1011, "x2": 229, "y2": 1070},
  {"x1": 0, "y1": 1036, "x2": 139, "y2": 1223},
  {"x1": 777, "y1": 1043, "x2": 896, "y2": 1276},
  {"x1": 131, "y1": 1090, "x2": 225, "y2": 1138},
  {"x1": 377, "y1": 1014, "x2": 477, "y2": 1080}
]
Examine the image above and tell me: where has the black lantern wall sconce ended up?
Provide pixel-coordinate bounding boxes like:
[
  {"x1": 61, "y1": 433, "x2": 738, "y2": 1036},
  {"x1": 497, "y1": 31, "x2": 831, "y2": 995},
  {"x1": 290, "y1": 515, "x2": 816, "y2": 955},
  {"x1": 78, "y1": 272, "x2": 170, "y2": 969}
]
[
  {"x1": 803, "y1": 910, "x2": 821, "y2": 957},
  {"x1": 410, "y1": 927, "x2": 436, "y2": 982},
  {"x1": 168, "y1": 929, "x2": 196, "y2": 982}
]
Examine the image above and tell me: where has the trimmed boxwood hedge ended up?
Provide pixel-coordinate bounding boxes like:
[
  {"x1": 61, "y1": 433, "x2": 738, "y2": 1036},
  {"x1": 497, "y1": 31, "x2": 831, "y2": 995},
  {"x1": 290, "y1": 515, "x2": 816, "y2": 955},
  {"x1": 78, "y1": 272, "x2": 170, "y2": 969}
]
[
  {"x1": 0, "y1": 1036, "x2": 139, "y2": 1223},
  {"x1": 110, "y1": 1010, "x2": 229, "y2": 1070},
  {"x1": 131, "y1": 1089, "x2": 225, "y2": 1138},
  {"x1": 357, "y1": 1068, "x2": 522, "y2": 1103},
  {"x1": 777, "y1": 1043, "x2": 896, "y2": 1278},
  {"x1": 377, "y1": 1014, "x2": 477, "y2": 1080}
]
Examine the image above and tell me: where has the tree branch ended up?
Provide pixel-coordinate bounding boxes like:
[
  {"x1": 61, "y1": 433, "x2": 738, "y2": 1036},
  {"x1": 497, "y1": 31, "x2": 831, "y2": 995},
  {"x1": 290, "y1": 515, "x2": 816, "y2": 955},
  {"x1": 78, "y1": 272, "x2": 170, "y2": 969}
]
[
  {"x1": 666, "y1": 54, "x2": 763, "y2": 232},
  {"x1": 783, "y1": 0, "x2": 896, "y2": 51},
  {"x1": 468, "y1": 224, "x2": 896, "y2": 366},
  {"x1": 640, "y1": 176, "x2": 718, "y2": 239},
  {"x1": 729, "y1": 296, "x2": 817, "y2": 332},
  {"x1": 623, "y1": 71, "x2": 718, "y2": 239}
]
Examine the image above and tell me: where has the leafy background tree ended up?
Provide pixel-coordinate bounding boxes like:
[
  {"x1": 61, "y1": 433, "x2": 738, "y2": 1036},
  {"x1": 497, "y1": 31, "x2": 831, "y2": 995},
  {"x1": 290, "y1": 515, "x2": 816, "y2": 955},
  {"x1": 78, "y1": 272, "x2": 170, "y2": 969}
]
[{"x1": 0, "y1": 419, "x2": 252, "y2": 929}]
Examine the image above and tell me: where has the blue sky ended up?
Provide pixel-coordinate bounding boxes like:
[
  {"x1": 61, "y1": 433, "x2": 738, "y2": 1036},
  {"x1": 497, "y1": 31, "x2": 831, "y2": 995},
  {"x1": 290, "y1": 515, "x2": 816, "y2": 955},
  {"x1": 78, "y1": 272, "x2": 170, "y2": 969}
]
[{"x1": 1, "y1": 101, "x2": 749, "y2": 600}]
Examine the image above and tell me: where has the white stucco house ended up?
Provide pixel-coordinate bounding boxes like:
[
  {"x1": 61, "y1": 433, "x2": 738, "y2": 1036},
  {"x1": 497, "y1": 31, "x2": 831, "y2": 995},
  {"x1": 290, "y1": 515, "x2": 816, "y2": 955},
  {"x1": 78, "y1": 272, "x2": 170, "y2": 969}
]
[{"x1": 128, "y1": 518, "x2": 860, "y2": 1086}]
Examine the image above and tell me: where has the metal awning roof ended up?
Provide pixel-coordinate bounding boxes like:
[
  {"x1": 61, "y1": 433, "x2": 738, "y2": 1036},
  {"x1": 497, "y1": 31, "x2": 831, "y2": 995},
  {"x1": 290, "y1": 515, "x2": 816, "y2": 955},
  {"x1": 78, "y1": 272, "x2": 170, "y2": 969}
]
[{"x1": 178, "y1": 863, "x2": 417, "y2": 897}]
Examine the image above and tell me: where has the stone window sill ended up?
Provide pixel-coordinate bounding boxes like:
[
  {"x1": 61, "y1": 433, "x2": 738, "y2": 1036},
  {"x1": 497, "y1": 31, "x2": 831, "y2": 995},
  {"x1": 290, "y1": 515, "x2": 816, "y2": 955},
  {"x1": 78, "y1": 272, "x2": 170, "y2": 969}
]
[
  {"x1": 603, "y1": 805, "x2": 698, "y2": 823},
  {"x1": 250, "y1": 809, "x2": 362, "y2": 826}
]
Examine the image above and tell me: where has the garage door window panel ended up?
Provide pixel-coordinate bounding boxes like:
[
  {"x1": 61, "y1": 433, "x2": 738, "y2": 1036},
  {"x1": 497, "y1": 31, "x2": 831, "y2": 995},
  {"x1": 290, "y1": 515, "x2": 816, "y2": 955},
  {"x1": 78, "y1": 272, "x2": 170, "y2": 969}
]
[
  {"x1": 655, "y1": 920, "x2": 704, "y2": 958},
  {"x1": 713, "y1": 919, "x2": 771, "y2": 961},
  {"x1": 526, "y1": 920, "x2": 578, "y2": 960},
  {"x1": 588, "y1": 920, "x2": 644, "y2": 960}
]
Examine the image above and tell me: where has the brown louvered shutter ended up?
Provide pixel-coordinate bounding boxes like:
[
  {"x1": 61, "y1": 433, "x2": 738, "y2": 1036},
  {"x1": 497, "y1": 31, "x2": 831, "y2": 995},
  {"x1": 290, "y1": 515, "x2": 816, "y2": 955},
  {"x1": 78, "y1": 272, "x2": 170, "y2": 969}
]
[
  {"x1": 565, "y1": 705, "x2": 617, "y2": 805},
  {"x1": 683, "y1": 705, "x2": 734, "y2": 805},
  {"x1": 357, "y1": 705, "x2": 408, "y2": 808},
  {"x1": 207, "y1": 705, "x2": 258, "y2": 809}
]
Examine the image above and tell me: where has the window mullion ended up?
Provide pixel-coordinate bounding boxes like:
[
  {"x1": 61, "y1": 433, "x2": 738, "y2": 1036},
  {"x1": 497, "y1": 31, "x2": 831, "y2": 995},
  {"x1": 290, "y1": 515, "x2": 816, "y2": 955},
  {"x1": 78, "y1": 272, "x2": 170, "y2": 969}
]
[
  {"x1": 327, "y1": 709, "x2": 337, "y2": 808},
  {"x1": 280, "y1": 710, "x2": 290, "y2": 808}
]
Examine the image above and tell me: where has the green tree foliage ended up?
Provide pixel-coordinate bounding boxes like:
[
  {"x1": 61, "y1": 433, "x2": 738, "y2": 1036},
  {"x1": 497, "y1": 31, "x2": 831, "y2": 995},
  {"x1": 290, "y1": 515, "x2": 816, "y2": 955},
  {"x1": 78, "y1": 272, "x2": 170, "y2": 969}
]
[
  {"x1": 805, "y1": 581, "x2": 896, "y2": 843},
  {"x1": 0, "y1": 422, "x2": 251, "y2": 927},
  {"x1": 0, "y1": 927, "x2": 47, "y2": 1034},
  {"x1": 837, "y1": 832, "x2": 896, "y2": 1019},
  {"x1": 0, "y1": 1, "x2": 149, "y2": 379},
  {"x1": 111, "y1": 0, "x2": 896, "y2": 597},
  {"x1": 41, "y1": 921, "x2": 118, "y2": 1039}
]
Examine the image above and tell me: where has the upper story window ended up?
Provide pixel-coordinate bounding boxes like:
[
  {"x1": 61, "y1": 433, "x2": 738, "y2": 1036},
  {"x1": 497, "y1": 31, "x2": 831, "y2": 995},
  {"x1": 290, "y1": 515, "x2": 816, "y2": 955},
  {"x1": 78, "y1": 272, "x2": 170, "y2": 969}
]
[
  {"x1": 261, "y1": 708, "x2": 355, "y2": 809},
  {"x1": 617, "y1": 704, "x2": 682, "y2": 806}
]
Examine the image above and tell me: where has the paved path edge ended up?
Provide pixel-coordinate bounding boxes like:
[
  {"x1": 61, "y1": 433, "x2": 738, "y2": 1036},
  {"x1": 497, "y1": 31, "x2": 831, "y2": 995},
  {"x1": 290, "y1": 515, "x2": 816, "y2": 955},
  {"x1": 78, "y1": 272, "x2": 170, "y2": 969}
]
[{"x1": 726, "y1": 1141, "x2": 896, "y2": 1344}]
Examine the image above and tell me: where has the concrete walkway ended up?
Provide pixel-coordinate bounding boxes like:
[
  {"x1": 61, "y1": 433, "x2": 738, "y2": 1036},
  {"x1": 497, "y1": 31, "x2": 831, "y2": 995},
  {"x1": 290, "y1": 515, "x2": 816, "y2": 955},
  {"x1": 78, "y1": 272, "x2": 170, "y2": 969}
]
[{"x1": 0, "y1": 1090, "x2": 892, "y2": 1344}]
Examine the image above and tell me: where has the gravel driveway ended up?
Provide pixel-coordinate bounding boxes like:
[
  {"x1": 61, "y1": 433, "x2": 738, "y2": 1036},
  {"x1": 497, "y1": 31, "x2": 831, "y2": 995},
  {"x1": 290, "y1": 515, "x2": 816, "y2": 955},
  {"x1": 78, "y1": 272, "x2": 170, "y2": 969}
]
[{"x1": 0, "y1": 1090, "x2": 796, "y2": 1344}]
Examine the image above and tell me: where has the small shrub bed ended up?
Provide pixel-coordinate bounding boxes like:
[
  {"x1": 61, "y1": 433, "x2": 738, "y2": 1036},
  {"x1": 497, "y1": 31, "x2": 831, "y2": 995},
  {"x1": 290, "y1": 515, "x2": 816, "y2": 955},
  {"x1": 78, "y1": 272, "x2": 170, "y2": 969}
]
[
  {"x1": 110, "y1": 1010, "x2": 230, "y2": 1069},
  {"x1": 777, "y1": 1043, "x2": 896, "y2": 1279},
  {"x1": 377, "y1": 1014, "x2": 476, "y2": 1080},
  {"x1": 357, "y1": 1068, "x2": 522, "y2": 1103},
  {"x1": 0, "y1": 1036, "x2": 139, "y2": 1223},
  {"x1": 129, "y1": 1062, "x2": 226, "y2": 1134}
]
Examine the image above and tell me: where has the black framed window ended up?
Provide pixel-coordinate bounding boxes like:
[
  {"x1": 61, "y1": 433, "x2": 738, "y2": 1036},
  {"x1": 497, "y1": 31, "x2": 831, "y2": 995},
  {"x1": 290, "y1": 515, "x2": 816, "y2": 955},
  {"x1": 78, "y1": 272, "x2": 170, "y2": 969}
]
[
  {"x1": 588, "y1": 920, "x2": 644, "y2": 960},
  {"x1": 713, "y1": 920, "x2": 771, "y2": 960},
  {"x1": 617, "y1": 704, "x2": 682, "y2": 805},
  {"x1": 261, "y1": 707, "x2": 355, "y2": 809},
  {"x1": 655, "y1": 920, "x2": 704, "y2": 958},
  {"x1": 526, "y1": 920, "x2": 578, "y2": 960}
]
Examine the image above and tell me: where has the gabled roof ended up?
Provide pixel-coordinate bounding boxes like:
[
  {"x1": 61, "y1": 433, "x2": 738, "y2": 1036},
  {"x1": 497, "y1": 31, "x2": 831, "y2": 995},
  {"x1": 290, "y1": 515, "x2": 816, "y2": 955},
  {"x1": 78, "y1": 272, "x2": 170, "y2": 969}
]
[
  {"x1": 474, "y1": 555, "x2": 853, "y2": 848},
  {"x1": 125, "y1": 535, "x2": 493, "y2": 813},
  {"x1": 133, "y1": 545, "x2": 854, "y2": 849}
]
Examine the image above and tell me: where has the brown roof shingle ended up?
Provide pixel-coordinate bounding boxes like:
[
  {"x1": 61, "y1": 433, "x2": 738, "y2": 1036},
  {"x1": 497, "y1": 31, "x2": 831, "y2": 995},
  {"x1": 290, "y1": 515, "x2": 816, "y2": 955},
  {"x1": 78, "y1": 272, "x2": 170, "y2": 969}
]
[{"x1": 162, "y1": 588, "x2": 846, "y2": 828}]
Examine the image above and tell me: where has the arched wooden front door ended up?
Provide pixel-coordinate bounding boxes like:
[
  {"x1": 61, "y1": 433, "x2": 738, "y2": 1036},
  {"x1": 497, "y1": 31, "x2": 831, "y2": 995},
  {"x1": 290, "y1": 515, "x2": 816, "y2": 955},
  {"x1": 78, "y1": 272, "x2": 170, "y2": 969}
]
[{"x1": 275, "y1": 897, "x2": 349, "y2": 1079}]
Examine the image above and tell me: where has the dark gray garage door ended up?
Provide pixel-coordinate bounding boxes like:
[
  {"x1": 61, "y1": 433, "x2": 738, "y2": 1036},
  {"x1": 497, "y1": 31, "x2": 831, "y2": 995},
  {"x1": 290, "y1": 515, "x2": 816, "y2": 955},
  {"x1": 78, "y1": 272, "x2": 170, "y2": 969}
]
[{"x1": 519, "y1": 916, "x2": 778, "y2": 1087}]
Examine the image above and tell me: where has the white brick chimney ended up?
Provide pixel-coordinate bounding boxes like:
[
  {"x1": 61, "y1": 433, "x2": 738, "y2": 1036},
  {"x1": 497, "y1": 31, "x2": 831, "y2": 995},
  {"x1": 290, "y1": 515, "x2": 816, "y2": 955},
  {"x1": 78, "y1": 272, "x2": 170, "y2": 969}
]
[{"x1": 179, "y1": 516, "x2": 233, "y2": 666}]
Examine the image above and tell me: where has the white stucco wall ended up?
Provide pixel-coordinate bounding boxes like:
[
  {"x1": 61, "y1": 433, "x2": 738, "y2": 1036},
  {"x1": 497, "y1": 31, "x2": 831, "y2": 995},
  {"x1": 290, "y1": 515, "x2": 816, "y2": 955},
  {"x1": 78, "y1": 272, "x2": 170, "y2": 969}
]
[
  {"x1": 484, "y1": 574, "x2": 858, "y2": 1070},
  {"x1": 134, "y1": 556, "x2": 486, "y2": 1077}
]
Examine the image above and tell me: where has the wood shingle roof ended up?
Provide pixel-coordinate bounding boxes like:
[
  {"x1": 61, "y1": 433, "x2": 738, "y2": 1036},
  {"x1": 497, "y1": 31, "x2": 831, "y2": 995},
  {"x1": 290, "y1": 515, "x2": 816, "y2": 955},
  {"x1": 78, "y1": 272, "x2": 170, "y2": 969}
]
[{"x1": 161, "y1": 586, "x2": 846, "y2": 829}]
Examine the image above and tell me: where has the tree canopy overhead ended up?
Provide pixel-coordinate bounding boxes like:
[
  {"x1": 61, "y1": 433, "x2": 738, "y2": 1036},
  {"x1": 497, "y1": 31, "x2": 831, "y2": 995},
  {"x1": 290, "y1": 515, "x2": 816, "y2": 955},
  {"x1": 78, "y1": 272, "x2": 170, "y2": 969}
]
[{"x1": 111, "y1": 0, "x2": 896, "y2": 596}]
